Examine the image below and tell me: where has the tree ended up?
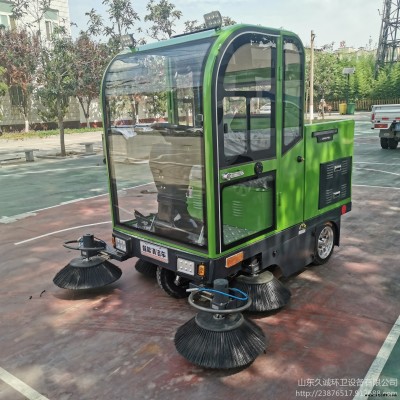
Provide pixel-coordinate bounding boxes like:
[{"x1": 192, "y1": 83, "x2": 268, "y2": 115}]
[
  {"x1": 10, "y1": 0, "x2": 51, "y2": 46},
  {"x1": 36, "y1": 27, "x2": 76, "y2": 156},
  {"x1": 144, "y1": 0, "x2": 182, "y2": 40},
  {"x1": 0, "y1": 67, "x2": 7, "y2": 122},
  {"x1": 73, "y1": 34, "x2": 111, "y2": 127},
  {"x1": 0, "y1": 28, "x2": 40, "y2": 131},
  {"x1": 85, "y1": 0, "x2": 140, "y2": 50}
]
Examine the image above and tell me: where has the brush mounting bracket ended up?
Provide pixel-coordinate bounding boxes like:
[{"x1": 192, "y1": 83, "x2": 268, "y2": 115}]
[
  {"x1": 63, "y1": 234, "x2": 106, "y2": 258},
  {"x1": 188, "y1": 290, "x2": 252, "y2": 314}
]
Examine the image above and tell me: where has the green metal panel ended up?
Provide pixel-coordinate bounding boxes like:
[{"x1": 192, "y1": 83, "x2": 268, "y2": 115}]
[
  {"x1": 201, "y1": 26, "x2": 242, "y2": 258},
  {"x1": 276, "y1": 138, "x2": 305, "y2": 230},
  {"x1": 222, "y1": 186, "x2": 273, "y2": 231},
  {"x1": 275, "y1": 33, "x2": 306, "y2": 232},
  {"x1": 304, "y1": 120, "x2": 354, "y2": 220}
]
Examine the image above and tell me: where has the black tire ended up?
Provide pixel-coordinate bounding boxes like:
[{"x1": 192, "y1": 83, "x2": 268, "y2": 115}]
[
  {"x1": 313, "y1": 222, "x2": 336, "y2": 265},
  {"x1": 388, "y1": 138, "x2": 398, "y2": 149},
  {"x1": 380, "y1": 137, "x2": 389, "y2": 149},
  {"x1": 156, "y1": 267, "x2": 190, "y2": 298},
  {"x1": 135, "y1": 259, "x2": 157, "y2": 277}
]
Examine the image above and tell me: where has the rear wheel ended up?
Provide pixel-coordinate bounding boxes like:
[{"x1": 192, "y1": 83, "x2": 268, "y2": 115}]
[
  {"x1": 380, "y1": 137, "x2": 389, "y2": 149},
  {"x1": 388, "y1": 138, "x2": 398, "y2": 149},
  {"x1": 313, "y1": 222, "x2": 335, "y2": 265},
  {"x1": 156, "y1": 267, "x2": 190, "y2": 298}
]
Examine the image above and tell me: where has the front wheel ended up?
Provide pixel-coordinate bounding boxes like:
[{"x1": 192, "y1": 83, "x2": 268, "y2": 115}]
[
  {"x1": 156, "y1": 267, "x2": 190, "y2": 298},
  {"x1": 313, "y1": 222, "x2": 336, "y2": 265},
  {"x1": 135, "y1": 259, "x2": 157, "y2": 277}
]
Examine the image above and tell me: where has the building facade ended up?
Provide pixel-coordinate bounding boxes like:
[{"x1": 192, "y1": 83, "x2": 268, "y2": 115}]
[{"x1": 0, "y1": 0, "x2": 81, "y2": 131}]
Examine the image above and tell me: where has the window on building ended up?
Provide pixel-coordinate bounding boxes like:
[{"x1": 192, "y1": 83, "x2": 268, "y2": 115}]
[
  {"x1": 0, "y1": 13, "x2": 15, "y2": 29},
  {"x1": 44, "y1": 9, "x2": 59, "y2": 40},
  {"x1": 9, "y1": 86, "x2": 24, "y2": 107},
  {"x1": 0, "y1": 1, "x2": 14, "y2": 30}
]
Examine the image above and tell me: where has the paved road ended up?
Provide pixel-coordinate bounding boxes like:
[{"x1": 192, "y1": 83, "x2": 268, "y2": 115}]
[
  {"x1": 0, "y1": 117, "x2": 399, "y2": 399},
  {"x1": 0, "y1": 155, "x2": 108, "y2": 222},
  {"x1": 1, "y1": 118, "x2": 399, "y2": 222},
  {"x1": 353, "y1": 120, "x2": 400, "y2": 189}
]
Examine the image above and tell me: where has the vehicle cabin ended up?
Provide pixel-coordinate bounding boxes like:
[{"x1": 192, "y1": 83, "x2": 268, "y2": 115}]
[{"x1": 101, "y1": 19, "x2": 354, "y2": 296}]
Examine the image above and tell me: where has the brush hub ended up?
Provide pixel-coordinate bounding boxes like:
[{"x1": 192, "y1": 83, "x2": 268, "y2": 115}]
[
  {"x1": 236, "y1": 270, "x2": 274, "y2": 284},
  {"x1": 67, "y1": 256, "x2": 108, "y2": 268},
  {"x1": 195, "y1": 311, "x2": 244, "y2": 332},
  {"x1": 63, "y1": 234, "x2": 106, "y2": 259},
  {"x1": 188, "y1": 291, "x2": 252, "y2": 314}
]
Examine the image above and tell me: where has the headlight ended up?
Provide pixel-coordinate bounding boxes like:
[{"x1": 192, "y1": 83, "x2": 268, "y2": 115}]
[
  {"x1": 177, "y1": 258, "x2": 195, "y2": 275},
  {"x1": 115, "y1": 237, "x2": 127, "y2": 252}
]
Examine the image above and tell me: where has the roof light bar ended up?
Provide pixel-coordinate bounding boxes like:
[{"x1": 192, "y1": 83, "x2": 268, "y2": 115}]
[
  {"x1": 120, "y1": 34, "x2": 136, "y2": 49},
  {"x1": 203, "y1": 11, "x2": 222, "y2": 30}
]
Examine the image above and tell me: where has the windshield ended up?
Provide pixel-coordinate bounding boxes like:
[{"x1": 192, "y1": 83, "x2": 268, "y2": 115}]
[{"x1": 103, "y1": 39, "x2": 213, "y2": 248}]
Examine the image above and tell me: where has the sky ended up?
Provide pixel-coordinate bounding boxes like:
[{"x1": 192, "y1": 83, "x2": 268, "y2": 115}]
[{"x1": 67, "y1": 0, "x2": 382, "y2": 50}]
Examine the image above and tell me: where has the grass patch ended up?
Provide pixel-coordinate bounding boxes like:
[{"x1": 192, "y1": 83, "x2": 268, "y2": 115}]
[{"x1": 0, "y1": 127, "x2": 102, "y2": 140}]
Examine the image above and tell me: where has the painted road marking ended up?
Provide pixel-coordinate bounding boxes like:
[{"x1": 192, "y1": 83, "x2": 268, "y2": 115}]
[
  {"x1": 353, "y1": 315, "x2": 400, "y2": 400},
  {"x1": 0, "y1": 367, "x2": 49, "y2": 400},
  {"x1": 0, "y1": 165, "x2": 103, "y2": 178},
  {"x1": 2, "y1": 182, "x2": 153, "y2": 225},
  {"x1": 353, "y1": 184, "x2": 400, "y2": 190},
  {"x1": 356, "y1": 168, "x2": 400, "y2": 177},
  {"x1": 354, "y1": 162, "x2": 400, "y2": 166},
  {"x1": 14, "y1": 221, "x2": 111, "y2": 246}
]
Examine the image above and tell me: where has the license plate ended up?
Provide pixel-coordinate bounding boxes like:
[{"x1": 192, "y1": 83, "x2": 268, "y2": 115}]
[{"x1": 140, "y1": 241, "x2": 168, "y2": 263}]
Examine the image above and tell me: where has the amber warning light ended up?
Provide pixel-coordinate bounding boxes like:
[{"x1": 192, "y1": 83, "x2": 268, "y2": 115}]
[{"x1": 225, "y1": 252, "x2": 244, "y2": 268}]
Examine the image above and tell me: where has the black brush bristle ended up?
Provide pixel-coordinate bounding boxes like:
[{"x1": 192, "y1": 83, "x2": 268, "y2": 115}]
[
  {"x1": 233, "y1": 273, "x2": 291, "y2": 312},
  {"x1": 174, "y1": 316, "x2": 266, "y2": 369},
  {"x1": 53, "y1": 257, "x2": 122, "y2": 290}
]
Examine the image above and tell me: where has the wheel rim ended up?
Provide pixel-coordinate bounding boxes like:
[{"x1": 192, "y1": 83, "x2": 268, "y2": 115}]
[{"x1": 317, "y1": 226, "x2": 334, "y2": 259}]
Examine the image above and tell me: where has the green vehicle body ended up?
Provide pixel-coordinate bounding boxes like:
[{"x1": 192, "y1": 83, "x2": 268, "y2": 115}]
[{"x1": 101, "y1": 23, "x2": 354, "y2": 285}]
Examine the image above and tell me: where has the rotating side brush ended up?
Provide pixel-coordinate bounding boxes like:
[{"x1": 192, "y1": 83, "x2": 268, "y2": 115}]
[
  {"x1": 174, "y1": 279, "x2": 267, "y2": 369},
  {"x1": 232, "y1": 270, "x2": 291, "y2": 312},
  {"x1": 53, "y1": 234, "x2": 122, "y2": 290}
]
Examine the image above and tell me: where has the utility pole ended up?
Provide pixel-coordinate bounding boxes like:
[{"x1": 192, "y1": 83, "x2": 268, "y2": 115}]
[{"x1": 309, "y1": 30, "x2": 316, "y2": 123}]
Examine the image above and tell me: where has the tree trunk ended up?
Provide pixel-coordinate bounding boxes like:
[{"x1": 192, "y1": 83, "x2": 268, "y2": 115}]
[
  {"x1": 24, "y1": 118, "x2": 29, "y2": 133},
  {"x1": 57, "y1": 96, "x2": 66, "y2": 156},
  {"x1": 59, "y1": 117, "x2": 66, "y2": 157}
]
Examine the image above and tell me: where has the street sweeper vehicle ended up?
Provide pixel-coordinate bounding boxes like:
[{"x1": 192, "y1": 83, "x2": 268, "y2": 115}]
[{"x1": 54, "y1": 12, "x2": 354, "y2": 369}]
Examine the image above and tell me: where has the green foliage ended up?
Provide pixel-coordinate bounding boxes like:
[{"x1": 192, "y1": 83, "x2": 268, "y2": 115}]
[
  {"x1": 85, "y1": 0, "x2": 140, "y2": 49},
  {"x1": 307, "y1": 49, "x2": 377, "y2": 103},
  {"x1": 73, "y1": 33, "x2": 112, "y2": 126},
  {"x1": 36, "y1": 27, "x2": 76, "y2": 155},
  {"x1": 0, "y1": 28, "x2": 40, "y2": 125},
  {"x1": 372, "y1": 62, "x2": 400, "y2": 99},
  {"x1": 37, "y1": 30, "x2": 75, "y2": 122},
  {"x1": 144, "y1": 0, "x2": 182, "y2": 40}
]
